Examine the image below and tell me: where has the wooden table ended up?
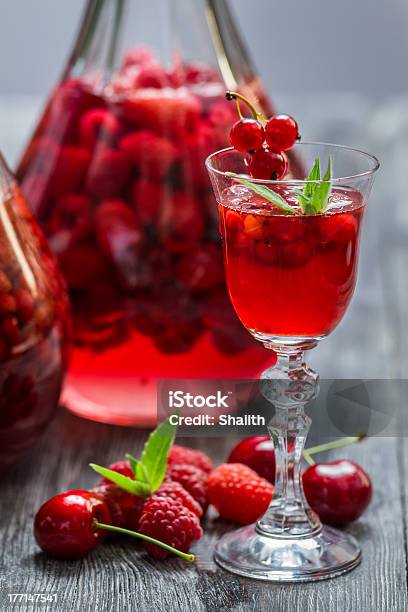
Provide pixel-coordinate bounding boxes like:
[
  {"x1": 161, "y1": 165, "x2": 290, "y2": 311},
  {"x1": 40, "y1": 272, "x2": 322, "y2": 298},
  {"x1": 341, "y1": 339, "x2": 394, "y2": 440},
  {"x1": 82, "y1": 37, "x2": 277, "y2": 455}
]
[{"x1": 1, "y1": 95, "x2": 407, "y2": 611}]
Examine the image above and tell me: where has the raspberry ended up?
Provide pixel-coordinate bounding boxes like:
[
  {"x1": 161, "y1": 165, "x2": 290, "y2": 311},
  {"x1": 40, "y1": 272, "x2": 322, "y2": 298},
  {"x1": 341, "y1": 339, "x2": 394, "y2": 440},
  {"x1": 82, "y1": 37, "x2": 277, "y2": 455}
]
[
  {"x1": 158, "y1": 192, "x2": 204, "y2": 253},
  {"x1": 47, "y1": 193, "x2": 92, "y2": 246},
  {"x1": 139, "y1": 496, "x2": 202, "y2": 559},
  {"x1": 120, "y1": 131, "x2": 178, "y2": 180},
  {"x1": 120, "y1": 47, "x2": 156, "y2": 72},
  {"x1": 152, "y1": 481, "x2": 202, "y2": 518},
  {"x1": 134, "y1": 64, "x2": 169, "y2": 89},
  {"x1": 101, "y1": 460, "x2": 134, "y2": 483},
  {"x1": 167, "y1": 464, "x2": 208, "y2": 510},
  {"x1": 91, "y1": 483, "x2": 144, "y2": 531},
  {"x1": 50, "y1": 146, "x2": 91, "y2": 197},
  {"x1": 59, "y1": 244, "x2": 110, "y2": 290},
  {"x1": 120, "y1": 91, "x2": 200, "y2": 139},
  {"x1": 168, "y1": 445, "x2": 213, "y2": 475},
  {"x1": 131, "y1": 179, "x2": 169, "y2": 226},
  {"x1": 207, "y1": 463, "x2": 274, "y2": 525},
  {"x1": 176, "y1": 244, "x2": 224, "y2": 293},
  {"x1": 95, "y1": 200, "x2": 144, "y2": 290},
  {"x1": 79, "y1": 109, "x2": 122, "y2": 149},
  {"x1": 86, "y1": 147, "x2": 130, "y2": 199}
]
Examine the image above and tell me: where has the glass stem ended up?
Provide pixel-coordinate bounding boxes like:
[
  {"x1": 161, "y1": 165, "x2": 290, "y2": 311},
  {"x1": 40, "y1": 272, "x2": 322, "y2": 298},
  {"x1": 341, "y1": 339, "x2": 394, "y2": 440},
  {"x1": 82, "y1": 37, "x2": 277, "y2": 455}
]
[{"x1": 258, "y1": 351, "x2": 321, "y2": 538}]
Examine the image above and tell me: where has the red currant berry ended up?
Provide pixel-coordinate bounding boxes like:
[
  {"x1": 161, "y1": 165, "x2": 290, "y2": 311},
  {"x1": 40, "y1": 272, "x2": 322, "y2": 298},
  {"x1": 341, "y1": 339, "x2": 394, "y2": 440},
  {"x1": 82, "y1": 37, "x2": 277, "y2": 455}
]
[
  {"x1": 34, "y1": 490, "x2": 111, "y2": 559},
  {"x1": 265, "y1": 114, "x2": 299, "y2": 152},
  {"x1": 248, "y1": 149, "x2": 288, "y2": 180},
  {"x1": 230, "y1": 119, "x2": 265, "y2": 153},
  {"x1": 303, "y1": 460, "x2": 372, "y2": 526}
]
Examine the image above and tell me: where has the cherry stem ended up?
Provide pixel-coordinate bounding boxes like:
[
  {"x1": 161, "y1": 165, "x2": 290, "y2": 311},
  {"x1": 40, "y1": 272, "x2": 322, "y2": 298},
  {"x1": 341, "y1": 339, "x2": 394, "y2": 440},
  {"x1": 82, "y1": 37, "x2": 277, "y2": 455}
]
[
  {"x1": 226, "y1": 91, "x2": 264, "y2": 121},
  {"x1": 302, "y1": 435, "x2": 364, "y2": 466},
  {"x1": 94, "y1": 521, "x2": 195, "y2": 562}
]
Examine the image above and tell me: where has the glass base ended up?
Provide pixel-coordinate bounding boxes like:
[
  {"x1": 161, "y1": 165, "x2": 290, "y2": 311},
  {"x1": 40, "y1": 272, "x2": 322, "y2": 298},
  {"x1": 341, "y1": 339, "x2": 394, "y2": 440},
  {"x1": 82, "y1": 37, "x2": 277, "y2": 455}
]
[{"x1": 214, "y1": 523, "x2": 361, "y2": 582}]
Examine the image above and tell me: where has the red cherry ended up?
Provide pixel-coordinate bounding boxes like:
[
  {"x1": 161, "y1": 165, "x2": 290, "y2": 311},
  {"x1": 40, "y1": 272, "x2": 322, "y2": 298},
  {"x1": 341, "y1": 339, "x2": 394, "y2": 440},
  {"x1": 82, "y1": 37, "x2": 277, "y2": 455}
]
[
  {"x1": 228, "y1": 436, "x2": 275, "y2": 483},
  {"x1": 265, "y1": 114, "x2": 300, "y2": 152},
  {"x1": 248, "y1": 149, "x2": 288, "y2": 180},
  {"x1": 230, "y1": 119, "x2": 265, "y2": 153},
  {"x1": 303, "y1": 460, "x2": 372, "y2": 526},
  {"x1": 34, "y1": 490, "x2": 111, "y2": 559}
]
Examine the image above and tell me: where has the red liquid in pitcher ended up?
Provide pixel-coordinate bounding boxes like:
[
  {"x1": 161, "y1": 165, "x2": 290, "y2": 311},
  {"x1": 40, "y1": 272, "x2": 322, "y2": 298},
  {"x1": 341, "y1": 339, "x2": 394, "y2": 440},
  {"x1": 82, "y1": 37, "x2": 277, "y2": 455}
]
[
  {"x1": 219, "y1": 185, "x2": 365, "y2": 339},
  {"x1": 17, "y1": 50, "x2": 270, "y2": 425}
]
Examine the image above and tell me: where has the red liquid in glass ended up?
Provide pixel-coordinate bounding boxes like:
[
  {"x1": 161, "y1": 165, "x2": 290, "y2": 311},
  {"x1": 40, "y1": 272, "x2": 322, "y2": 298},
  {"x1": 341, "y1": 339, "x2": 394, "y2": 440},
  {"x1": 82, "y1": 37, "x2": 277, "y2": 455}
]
[
  {"x1": 16, "y1": 53, "x2": 270, "y2": 424},
  {"x1": 219, "y1": 186, "x2": 365, "y2": 339}
]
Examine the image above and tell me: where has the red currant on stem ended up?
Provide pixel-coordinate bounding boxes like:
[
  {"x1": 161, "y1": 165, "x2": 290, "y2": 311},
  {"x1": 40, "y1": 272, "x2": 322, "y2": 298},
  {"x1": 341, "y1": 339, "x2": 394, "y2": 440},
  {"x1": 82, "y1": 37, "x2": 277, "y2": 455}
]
[
  {"x1": 248, "y1": 148, "x2": 288, "y2": 180},
  {"x1": 226, "y1": 91, "x2": 265, "y2": 153},
  {"x1": 265, "y1": 114, "x2": 300, "y2": 152}
]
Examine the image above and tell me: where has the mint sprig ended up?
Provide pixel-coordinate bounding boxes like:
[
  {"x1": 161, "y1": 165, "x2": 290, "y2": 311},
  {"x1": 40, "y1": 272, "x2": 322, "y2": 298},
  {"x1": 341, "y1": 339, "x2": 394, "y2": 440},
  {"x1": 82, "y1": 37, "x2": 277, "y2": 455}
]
[
  {"x1": 90, "y1": 415, "x2": 177, "y2": 496},
  {"x1": 295, "y1": 157, "x2": 332, "y2": 214},
  {"x1": 227, "y1": 174, "x2": 300, "y2": 216}
]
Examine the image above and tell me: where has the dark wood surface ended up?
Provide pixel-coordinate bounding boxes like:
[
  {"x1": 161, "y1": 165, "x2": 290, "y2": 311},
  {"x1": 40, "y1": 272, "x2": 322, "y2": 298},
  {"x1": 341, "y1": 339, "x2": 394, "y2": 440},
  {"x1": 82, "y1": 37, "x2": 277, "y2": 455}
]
[{"x1": 0, "y1": 97, "x2": 407, "y2": 611}]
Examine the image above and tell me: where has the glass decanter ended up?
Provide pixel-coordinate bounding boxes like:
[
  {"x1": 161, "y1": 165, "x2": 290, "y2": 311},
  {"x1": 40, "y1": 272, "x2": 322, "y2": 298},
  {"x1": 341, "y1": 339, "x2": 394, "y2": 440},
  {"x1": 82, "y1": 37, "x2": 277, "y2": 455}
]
[
  {"x1": 16, "y1": 0, "x2": 274, "y2": 426},
  {"x1": 0, "y1": 153, "x2": 70, "y2": 470}
]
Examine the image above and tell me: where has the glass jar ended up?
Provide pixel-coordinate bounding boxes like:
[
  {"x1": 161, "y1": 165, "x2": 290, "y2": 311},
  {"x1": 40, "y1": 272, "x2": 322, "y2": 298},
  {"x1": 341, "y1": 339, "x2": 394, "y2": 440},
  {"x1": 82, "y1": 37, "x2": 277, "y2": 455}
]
[
  {"x1": 0, "y1": 153, "x2": 70, "y2": 469},
  {"x1": 16, "y1": 0, "x2": 273, "y2": 426}
]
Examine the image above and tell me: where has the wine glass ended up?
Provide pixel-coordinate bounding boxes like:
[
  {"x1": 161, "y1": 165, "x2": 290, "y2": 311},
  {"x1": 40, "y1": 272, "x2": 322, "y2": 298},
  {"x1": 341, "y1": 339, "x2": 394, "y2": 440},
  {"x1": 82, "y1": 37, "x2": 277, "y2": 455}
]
[{"x1": 206, "y1": 143, "x2": 379, "y2": 582}]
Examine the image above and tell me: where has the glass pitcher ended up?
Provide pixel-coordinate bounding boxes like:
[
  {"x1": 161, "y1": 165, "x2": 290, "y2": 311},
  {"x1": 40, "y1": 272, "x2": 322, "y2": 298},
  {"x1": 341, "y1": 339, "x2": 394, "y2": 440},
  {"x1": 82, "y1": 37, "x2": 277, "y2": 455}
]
[
  {"x1": 0, "y1": 153, "x2": 70, "y2": 469},
  {"x1": 16, "y1": 0, "x2": 274, "y2": 426}
]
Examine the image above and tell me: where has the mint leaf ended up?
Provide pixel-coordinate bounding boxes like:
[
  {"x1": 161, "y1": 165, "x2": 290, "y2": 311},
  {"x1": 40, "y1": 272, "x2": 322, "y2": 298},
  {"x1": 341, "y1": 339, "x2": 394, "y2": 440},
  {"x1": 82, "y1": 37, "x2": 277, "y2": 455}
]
[
  {"x1": 125, "y1": 453, "x2": 139, "y2": 476},
  {"x1": 89, "y1": 463, "x2": 150, "y2": 496},
  {"x1": 137, "y1": 416, "x2": 177, "y2": 492},
  {"x1": 310, "y1": 157, "x2": 332, "y2": 213},
  {"x1": 298, "y1": 157, "x2": 332, "y2": 214},
  {"x1": 228, "y1": 175, "x2": 300, "y2": 216},
  {"x1": 304, "y1": 158, "x2": 320, "y2": 200}
]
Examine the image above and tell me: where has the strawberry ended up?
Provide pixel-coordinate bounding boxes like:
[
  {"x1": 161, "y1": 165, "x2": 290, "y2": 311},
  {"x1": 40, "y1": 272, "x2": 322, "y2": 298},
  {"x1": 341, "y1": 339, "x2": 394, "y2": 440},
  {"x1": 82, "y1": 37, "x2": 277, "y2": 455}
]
[{"x1": 207, "y1": 463, "x2": 274, "y2": 525}]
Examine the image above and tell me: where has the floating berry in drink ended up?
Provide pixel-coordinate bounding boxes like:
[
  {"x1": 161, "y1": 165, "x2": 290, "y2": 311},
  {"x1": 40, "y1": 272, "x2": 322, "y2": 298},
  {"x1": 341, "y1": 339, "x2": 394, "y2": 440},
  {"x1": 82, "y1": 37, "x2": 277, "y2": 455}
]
[
  {"x1": 86, "y1": 148, "x2": 130, "y2": 199},
  {"x1": 95, "y1": 200, "x2": 144, "y2": 290},
  {"x1": 282, "y1": 239, "x2": 311, "y2": 268},
  {"x1": 131, "y1": 179, "x2": 169, "y2": 226},
  {"x1": 120, "y1": 131, "x2": 179, "y2": 180},
  {"x1": 50, "y1": 146, "x2": 91, "y2": 197},
  {"x1": 265, "y1": 114, "x2": 300, "y2": 152},
  {"x1": 158, "y1": 192, "x2": 204, "y2": 253},
  {"x1": 79, "y1": 109, "x2": 122, "y2": 149},
  {"x1": 176, "y1": 244, "x2": 224, "y2": 292},
  {"x1": 230, "y1": 119, "x2": 265, "y2": 153},
  {"x1": 248, "y1": 148, "x2": 288, "y2": 180}
]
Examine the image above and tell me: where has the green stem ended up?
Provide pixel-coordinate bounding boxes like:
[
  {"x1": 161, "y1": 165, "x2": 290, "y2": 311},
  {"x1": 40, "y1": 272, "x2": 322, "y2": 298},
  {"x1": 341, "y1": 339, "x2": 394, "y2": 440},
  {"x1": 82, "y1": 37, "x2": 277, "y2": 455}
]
[
  {"x1": 94, "y1": 521, "x2": 195, "y2": 562},
  {"x1": 226, "y1": 91, "x2": 264, "y2": 121},
  {"x1": 306, "y1": 436, "x2": 363, "y2": 456},
  {"x1": 302, "y1": 450, "x2": 315, "y2": 466}
]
